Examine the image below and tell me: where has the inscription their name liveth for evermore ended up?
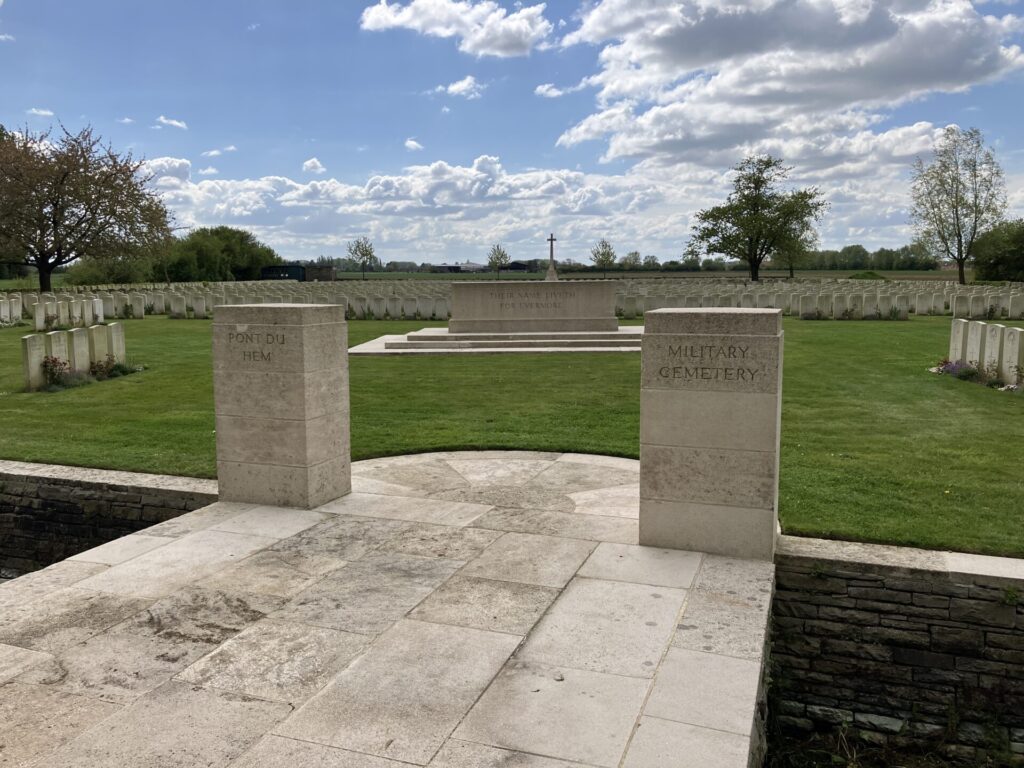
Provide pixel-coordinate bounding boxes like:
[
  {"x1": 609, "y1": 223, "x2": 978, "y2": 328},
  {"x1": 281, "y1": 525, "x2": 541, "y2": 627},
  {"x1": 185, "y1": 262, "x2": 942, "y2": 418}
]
[
  {"x1": 489, "y1": 288, "x2": 577, "y2": 311},
  {"x1": 227, "y1": 330, "x2": 286, "y2": 363},
  {"x1": 658, "y1": 343, "x2": 762, "y2": 382}
]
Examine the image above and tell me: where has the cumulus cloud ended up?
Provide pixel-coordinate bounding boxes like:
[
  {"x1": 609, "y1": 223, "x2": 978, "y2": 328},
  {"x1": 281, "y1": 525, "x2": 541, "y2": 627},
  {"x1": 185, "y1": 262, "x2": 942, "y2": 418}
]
[
  {"x1": 156, "y1": 115, "x2": 188, "y2": 130},
  {"x1": 405, "y1": 138, "x2": 424, "y2": 151},
  {"x1": 116, "y1": 117, "x2": 134, "y2": 124},
  {"x1": 302, "y1": 157, "x2": 327, "y2": 174},
  {"x1": 360, "y1": 0, "x2": 553, "y2": 57},
  {"x1": 0, "y1": 33, "x2": 14, "y2": 42},
  {"x1": 148, "y1": 153, "x2": 673, "y2": 262},
  {"x1": 145, "y1": 156, "x2": 192, "y2": 182},
  {"x1": 202, "y1": 149, "x2": 222, "y2": 157},
  {"x1": 435, "y1": 74, "x2": 486, "y2": 99},
  {"x1": 26, "y1": 107, "x2": 54, "y2": 116},
  {"x1": 198, "y1": 166, "x2": 219, "y2": 176},
  {"x1": 555, "y1": 0, "x2": 1024, "y2": 171}
]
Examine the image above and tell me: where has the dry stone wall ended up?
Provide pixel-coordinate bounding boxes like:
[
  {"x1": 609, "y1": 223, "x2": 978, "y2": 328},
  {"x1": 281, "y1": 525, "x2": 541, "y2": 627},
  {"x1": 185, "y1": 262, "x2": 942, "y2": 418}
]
[
  {"x1": 0, "y1": 461, "x2": 217, "y2": 579},
  {"x1": 771, "y1": 536, "x2": 1024, "y2": 764}
]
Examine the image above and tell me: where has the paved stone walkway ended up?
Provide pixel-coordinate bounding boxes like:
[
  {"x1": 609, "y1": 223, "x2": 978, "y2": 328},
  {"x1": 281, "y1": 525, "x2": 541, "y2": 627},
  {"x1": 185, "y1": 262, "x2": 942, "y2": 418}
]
[{"x1": 0, "y1": 451, "x2": 773, "y2": 767}]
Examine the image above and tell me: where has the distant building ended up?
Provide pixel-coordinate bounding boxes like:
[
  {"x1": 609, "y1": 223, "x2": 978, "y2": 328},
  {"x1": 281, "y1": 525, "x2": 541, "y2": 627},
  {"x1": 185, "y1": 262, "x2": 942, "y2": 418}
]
[
  {"x1": 260, "y1": 264, "x2": 335, "y2": 282},
  {"x1": 305, "y1": 265, "x2": 336, "y2": 282},
  {"x1": 261, "y1": 264, "x2": 306, "y2": 281},
  {"x1": 433, "y1": 261, "x2": 488, "y2": 273}
]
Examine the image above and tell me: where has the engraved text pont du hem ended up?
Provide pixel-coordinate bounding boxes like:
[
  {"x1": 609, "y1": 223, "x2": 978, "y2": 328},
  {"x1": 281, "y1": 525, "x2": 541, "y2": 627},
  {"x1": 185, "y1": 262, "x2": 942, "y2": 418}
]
[{"x1": 228, "y1": 330, "x2": 286, "y2": 363}]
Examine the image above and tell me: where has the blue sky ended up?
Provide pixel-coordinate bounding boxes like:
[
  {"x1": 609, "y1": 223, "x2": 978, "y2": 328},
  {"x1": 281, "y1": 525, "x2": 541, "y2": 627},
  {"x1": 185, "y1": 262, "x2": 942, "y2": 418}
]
[{"x1": 2, "y1": 0, "x2": 1023, "y2": 264}]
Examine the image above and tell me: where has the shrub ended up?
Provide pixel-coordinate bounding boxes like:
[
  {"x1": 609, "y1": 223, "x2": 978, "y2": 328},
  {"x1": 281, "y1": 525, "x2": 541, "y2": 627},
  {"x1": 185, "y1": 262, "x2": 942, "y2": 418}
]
[
  {"x1": 850, "y1": 271, "x2": 887, "y2": 280},
  {"x1": 42, "y1": 355, "x2": 71, "y2": 387}
]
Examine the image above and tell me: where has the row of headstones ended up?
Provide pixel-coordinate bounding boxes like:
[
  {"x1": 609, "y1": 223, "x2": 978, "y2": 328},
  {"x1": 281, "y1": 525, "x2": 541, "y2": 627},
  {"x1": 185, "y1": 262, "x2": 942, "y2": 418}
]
[
  {"x1": 616, "y1": 290, "x2": 1023, "y2": 320},
  {"x1": 617, "y1": 290, "x2": 1024, "y2": 320},
  {"x1": 21, "y1": 324, "x2": 127, "y2": 391},
  {"x1": 0, "y1": 289, "x2": 452, "y2": 322},
  {"x1": 948, "y1": 319, "x2": 1024, "y2": 384}
]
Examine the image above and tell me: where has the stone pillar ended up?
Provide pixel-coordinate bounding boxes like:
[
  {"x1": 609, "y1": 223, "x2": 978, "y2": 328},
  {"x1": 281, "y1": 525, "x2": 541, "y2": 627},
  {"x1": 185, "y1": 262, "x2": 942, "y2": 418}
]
[
  {"x1": 640, "y1": 308, "x2": 783, "y2": 561},
  {"x1": 212, "y1": 304, "x2": 350, "y2": 509}
]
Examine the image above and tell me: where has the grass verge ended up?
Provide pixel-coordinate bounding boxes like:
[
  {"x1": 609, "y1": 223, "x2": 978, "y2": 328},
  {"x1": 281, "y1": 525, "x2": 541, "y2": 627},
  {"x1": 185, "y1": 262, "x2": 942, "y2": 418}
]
[{"x1": 0, "y1": 315, "x2": 1021, "y2": 556}]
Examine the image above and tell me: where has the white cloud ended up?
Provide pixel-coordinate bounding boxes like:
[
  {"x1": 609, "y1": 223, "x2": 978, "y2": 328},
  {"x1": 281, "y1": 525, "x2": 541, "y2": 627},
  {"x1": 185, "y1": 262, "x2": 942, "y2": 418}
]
[
  {"x1": 203, "y1": 145, "x2": 238, "y2": 156},
  {"x1": 145, "y1": 156, "x2": 192, "y2": 182},
  {"x1": 116, "y1": 117, "x2": 134, "y2": 124},
  {"x1": 156, "y1": 115, "x2": 188, "y2": 130},
  {"x1": 441, "y1": 105, "x2": 451, "y2": 113},
  {"x1": 247, "y1": 22, "x2": 260, "y2": 31},
  {"x1": 26, "y1": 107, "x2": 54, "y2": 116},
  {"x1": 198, "y1": 167, "x2": 219, "y2": 176},
  {"x1": 535, "y1": 81, "x2": 588, "y2": 98},
  {"x1": 435, "y1": 74, "x2": 486, "y2": 99},
  {"x1": 302, "y1": 157, "x2": 327, "y2": 174},
  {"x1": 404, "y1": 138, "x2": 424, "y2": 151},
  {"x1": 555, "y1": 0, "x2": 1024, "y2": 170},
  {"x1": 0, "y1": 34, "x2": 14, "y2": 42},
  {"x1": 360, "y1": 0, "x2": 553, "y2": 57}
]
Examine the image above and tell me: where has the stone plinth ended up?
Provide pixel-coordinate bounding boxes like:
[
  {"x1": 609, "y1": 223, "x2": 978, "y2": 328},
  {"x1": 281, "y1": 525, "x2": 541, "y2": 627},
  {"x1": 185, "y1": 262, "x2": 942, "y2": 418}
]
[
  {"x1": 212, "y1": 303, "x2": 350, "y2": 509},
  {"x1": 639, "y1": 308, "x2": 783, "y2": 560},
  {"x1": 449, "y1": 281, "x2": 618, "y2": 333}
]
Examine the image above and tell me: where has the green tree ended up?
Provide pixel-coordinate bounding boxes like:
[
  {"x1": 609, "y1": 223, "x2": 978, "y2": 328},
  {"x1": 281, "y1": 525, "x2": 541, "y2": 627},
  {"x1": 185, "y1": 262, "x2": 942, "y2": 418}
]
[
  {"x1": 347, "y1": 236, "x2": 379, "y2": 280},
  {"x1": 0, "y1": 125, "x2": 171, "y2": 291},
  {"x1": 487, "y1": 243, "x2": 510, "y2": 278},
  {"x1": 642, "y1": 254, "x2": 660, "y2": 270},
  {"x1": 686, "y1": 155, "x2": 827, "y2": 281},
  {"x1": 620, "y1": 250, "x2": 641, "y2": 269},
  {"x1": 774, "y1": 246, "x2": 808, "y2": 278},
  {"x1": 590, "y1": 238, "x2": 616, "y2": 277},
  {"x1": 680, "y1": 255, "x2": 701, "y2": 272},
  {"x1": 163, "y1": 226, "x2": 281, "y2": 283},
  {"x1": 911, "y1": 126, "x2": 1007, "y2": 285},
  {"x1": 973, "y1": 219, "x2": 1024, "y2": 282}
]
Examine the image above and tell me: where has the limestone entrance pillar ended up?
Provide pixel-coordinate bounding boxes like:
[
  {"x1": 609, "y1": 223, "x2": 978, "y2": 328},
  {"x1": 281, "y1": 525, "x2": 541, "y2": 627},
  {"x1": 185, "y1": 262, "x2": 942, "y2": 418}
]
[
  {"x1": 640, "y1": 308, "x2": 783, "y2": 560},
  {"x1": 213, "y1": 303, "x2": 350, "y2": 509}
]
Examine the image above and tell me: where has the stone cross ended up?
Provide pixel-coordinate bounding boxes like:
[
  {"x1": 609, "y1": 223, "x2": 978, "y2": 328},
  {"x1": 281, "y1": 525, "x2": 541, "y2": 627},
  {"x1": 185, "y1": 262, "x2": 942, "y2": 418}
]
[{"x1": 545, "y1": 233, "x2": 559, "y2": 282}]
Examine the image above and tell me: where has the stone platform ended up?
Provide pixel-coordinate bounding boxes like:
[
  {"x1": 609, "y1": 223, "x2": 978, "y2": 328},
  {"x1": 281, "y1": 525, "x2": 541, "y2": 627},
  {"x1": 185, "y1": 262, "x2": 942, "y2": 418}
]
[
  {"x1": 350, "y1": 326, "x2": 644, "y2": 354},
  {"x1": 0, "y1": 451, "x2": 772, "y2": 768}
]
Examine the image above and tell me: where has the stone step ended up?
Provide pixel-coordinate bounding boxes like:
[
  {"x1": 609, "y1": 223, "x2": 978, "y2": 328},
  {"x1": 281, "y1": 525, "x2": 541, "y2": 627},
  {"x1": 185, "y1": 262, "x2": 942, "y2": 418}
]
[
  {"x1": 405, "y1": 331, "x2": 642, "y2": 342},
  {"x1": 384, "y1": 338, "x2": 641, "y2": 350}
]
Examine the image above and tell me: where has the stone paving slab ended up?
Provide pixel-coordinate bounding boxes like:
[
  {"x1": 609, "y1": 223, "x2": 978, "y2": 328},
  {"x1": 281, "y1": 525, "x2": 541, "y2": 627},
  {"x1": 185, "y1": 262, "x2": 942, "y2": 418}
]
[
  {"x1": 454, "y1": 659, "x2": 650, "y2": 767},
  {"x1": 277, "y1": 619, "x2": 521, "y2": 765},
  {"x1": 43, "y1": 680, "x2": 291, "y2": 768},
  {"x1": 458, "y1": 531, "x2": 596, "y2": 588},
  {"x1": 518, "y1": 577, "x2": 687, "y2": 677},
  {"x1": 0, "y1": 451, "x2": 772, "y2": 768},
  {"x1": 177, "y1": 618, "x2": 369, "y2": 705}
]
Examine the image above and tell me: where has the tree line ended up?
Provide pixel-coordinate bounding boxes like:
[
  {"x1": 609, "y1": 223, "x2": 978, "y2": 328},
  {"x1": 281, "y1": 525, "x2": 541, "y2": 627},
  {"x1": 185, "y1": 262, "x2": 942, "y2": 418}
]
[{"x1": 2, "y1": 123, "x2": 1020, "y2": 290}]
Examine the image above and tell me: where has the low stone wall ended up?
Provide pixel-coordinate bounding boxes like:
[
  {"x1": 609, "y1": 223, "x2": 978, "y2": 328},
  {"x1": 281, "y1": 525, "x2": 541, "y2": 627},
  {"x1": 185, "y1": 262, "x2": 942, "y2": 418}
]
[
  {"x1": 0, "y1": 460, "x2": 217, "y2": 578},
  {"x1": 772, "y1": 535, "x2": 1024, "y2": 764}
]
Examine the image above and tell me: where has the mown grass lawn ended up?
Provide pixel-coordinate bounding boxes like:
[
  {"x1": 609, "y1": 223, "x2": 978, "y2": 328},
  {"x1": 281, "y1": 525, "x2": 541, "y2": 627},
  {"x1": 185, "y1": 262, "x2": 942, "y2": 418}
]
[{"x1": 0, "y1": 315, "x2": 1021, "y2": 556}]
